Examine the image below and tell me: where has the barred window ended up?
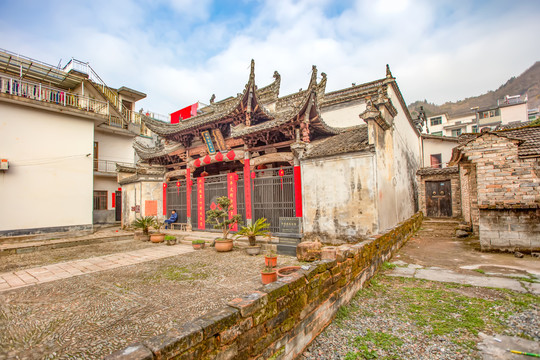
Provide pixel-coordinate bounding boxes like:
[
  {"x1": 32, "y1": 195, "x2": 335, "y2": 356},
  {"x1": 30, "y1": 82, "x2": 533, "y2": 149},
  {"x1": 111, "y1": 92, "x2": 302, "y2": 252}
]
[{"x1": 94, "y1": 190, "x2": 107, "y2": 210}]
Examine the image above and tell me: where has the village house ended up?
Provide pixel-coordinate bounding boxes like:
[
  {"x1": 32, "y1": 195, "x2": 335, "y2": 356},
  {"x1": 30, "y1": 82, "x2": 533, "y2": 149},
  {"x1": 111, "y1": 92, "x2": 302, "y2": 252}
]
[
  {"x1": 0, "y1": 48, "x2": 151, "y2": 236},
  {"x1": 450, "y1": 125, "x2": 540, "y2": 252},
  {"x1": 118, "y1": 62, "x2": 421, "y2": 248}
]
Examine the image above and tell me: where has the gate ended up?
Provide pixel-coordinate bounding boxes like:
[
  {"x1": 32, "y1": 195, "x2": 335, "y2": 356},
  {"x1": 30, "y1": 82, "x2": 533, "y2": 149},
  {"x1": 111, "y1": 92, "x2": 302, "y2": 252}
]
[
  {"x1": 166, "y1": 182, "x2": 188, "y2": 223},
  {"x1": 252, "y1": 166, "x2": 295, "y2": 233},
  {"x1": 425, "y1": 180, "x2": 452, "y2": 217},
  {"x1": 115, "y1": 191, "x2": 122, "y2": 222}
]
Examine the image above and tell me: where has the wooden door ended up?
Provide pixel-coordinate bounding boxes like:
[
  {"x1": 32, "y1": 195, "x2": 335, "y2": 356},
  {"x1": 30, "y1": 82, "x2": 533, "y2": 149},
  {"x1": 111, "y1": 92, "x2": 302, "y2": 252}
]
[
  {"x1": 115, "y1": 191, "x2": 122, "y2": 221},
  {"x1": 425, "y1": 181, "x2": 452, "y2": 217}
]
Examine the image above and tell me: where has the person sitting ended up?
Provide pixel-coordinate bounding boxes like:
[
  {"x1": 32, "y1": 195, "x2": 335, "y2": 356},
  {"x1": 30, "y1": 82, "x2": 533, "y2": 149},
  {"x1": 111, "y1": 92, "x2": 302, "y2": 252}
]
[{"x1": 164, "y1": 210, "x2": 178, "y2": 229}]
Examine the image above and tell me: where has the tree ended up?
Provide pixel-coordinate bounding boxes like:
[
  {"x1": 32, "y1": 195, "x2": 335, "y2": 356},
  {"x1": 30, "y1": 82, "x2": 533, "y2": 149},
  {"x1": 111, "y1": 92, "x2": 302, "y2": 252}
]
[{"x1": 206, "y1": 196, "x2": 242, "y2": 241}]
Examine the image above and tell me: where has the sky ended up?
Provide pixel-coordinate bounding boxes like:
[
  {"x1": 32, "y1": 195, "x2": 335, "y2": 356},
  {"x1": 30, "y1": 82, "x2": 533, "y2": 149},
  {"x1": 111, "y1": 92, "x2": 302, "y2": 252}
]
[{"x1": 1, "y1": 0, "x2": 539, "y2": 116}]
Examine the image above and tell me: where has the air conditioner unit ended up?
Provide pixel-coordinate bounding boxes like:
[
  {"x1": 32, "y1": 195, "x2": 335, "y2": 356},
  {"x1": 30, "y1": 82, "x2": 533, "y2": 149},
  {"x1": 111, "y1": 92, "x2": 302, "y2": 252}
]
[{"x1": 0, "y1": 159, "x2": 8, "y2": 170}]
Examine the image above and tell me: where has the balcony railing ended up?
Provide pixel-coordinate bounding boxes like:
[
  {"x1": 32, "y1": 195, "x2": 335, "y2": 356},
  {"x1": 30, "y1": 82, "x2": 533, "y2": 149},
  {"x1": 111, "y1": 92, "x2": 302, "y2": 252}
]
[
  {"x1": 0, "y1": 74, "x2": 109, "y2": 116},
  {"x1": 94, "y1": 159, "x2": 135, "y2": 173}
]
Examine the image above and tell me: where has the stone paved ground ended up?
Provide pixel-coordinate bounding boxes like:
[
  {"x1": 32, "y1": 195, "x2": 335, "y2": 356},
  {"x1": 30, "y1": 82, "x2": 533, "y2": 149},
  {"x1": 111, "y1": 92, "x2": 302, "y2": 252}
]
[{"x1": 0, "y1": 242, "x2": 300, "y2": 359}]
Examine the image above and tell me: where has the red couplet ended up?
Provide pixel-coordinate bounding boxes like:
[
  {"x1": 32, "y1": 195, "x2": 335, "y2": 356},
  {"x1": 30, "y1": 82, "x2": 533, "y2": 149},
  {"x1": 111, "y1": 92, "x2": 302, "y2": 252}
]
[
  {"x1": 227, "y1": 173, "x2": 238, "y2": 231},
  {"x1": 294, "y1": 166, "x2": 303, "y2": 217},
  {"x1": 244, "y1": 159, "x2": 252, "y2": 220},
  {"x1": 163, "y1": 183, "x2": 167, "y2": 215},
  {"x1": 111, "y1": 192, "x2": 115, "y2": 208},
  {"x1": 197, "y1": 178, "x2": 205, "y2": 230}
]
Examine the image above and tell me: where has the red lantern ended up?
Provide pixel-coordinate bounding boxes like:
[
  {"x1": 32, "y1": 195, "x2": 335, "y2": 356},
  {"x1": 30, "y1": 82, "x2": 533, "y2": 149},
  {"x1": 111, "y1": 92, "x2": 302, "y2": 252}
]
[
  {"x1": 278, "y1": 167, "x2": 284, "y2": 189},
  {"x1": 203, "y1": 155, "x2": 211, "y2": 164},
  {"x1": 200, "y1": 171, "x2": 209, "y2": 177},
  {"x1": 227, "y1": 150, "x2": 236, "y2": 161},
  {"x1": 194, "y1": 158, "x2": 201, "y2": 167},
  {"x1": 251, "y1": 171, "x2": 256, "y2": 179},
  {"x1": 215, "y1": 152, "x2": 223, "y2": 161},
  {"x1": 176, "y1": 181, "x2": 181, "y2": 195}
]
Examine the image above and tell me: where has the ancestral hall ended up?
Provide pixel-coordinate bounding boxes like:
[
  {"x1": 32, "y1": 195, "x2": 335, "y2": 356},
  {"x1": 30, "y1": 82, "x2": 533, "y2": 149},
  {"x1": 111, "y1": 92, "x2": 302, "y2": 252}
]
[{"x1": 118, "y1": 62, "x2": 421, "y2": 243}]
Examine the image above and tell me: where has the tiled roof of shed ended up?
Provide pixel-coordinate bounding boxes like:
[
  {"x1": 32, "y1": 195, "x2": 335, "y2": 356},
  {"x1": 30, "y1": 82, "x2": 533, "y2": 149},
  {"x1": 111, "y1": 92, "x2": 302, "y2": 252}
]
[
  {"x1": 302, "y1": 126, "x2": 370, "y2": 159},
  {"x1": 416, "y1": 166, "x2": 459, "y2": 176}
]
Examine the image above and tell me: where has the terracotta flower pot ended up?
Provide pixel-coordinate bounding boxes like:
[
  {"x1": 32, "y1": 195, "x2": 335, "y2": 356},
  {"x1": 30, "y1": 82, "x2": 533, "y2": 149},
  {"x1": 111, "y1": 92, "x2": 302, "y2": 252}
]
[
  {"x1": 150, "y1": 233, "x2": 165, "y2": 243},
  {"x1": 265, "y1": 255, "x2": 277, "y2": 268},
  {"x1": 215, "y1": 239, "x2": 233, "y2": 252},
  {"x1": 192, "y1": 242, "x2": 205, "y2": 250},
  {"x1": 261, "y1": 270, "x2": 277, "y2": 284},
  {"x1": 245, "y1": 245, "x2": 261, "y2": 256},
  {"x1": 277, "y1": 266, "x2": 301, "y2": 278}
]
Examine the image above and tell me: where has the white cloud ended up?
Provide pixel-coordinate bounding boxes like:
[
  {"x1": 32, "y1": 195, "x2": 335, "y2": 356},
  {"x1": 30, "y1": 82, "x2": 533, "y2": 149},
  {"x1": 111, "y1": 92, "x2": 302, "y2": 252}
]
[{"x1": 1, "y1": 0, "x2": 539, "y2": 114}]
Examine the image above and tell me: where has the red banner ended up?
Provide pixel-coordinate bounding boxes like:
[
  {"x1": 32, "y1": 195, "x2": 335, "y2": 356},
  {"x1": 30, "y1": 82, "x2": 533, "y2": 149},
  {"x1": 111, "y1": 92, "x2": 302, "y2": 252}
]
[
  {"x1": 294, "y1": 166, "x2": 303, "y2": 218},
  {"x1": 163, "y1": 183, "x2": 167, "y2": 215},
  {"x1": 111, "y1": 192, "x2": 115, "y2": 208},
  {"x1": 170, "y1": 103, "x2": 198, "y2": 123},
  {"x1": 186, "y1": 168, "x2": 192, "y2": 218},
  {"x1": 244, "y1": 158, "x2": 252, "y2": 220},
  {"x1": 197, "y1": 177, "x2": 205, "y2": 230},
  {"x1": 227, "y1": 173, "x2": 238, "y2": 232}
]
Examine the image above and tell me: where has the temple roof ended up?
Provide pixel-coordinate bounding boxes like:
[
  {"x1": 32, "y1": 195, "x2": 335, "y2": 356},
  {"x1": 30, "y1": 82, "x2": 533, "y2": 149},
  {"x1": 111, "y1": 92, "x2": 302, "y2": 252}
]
[
  {"x1": 133, "y1": 139, "x2": 184, "y2": 160},
  {"x1": 302, "y1": 126, "x2": 370, "y2": 159}
]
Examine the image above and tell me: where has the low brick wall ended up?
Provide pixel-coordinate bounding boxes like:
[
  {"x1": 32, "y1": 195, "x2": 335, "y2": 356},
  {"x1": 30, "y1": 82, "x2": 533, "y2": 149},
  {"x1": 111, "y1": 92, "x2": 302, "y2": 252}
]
[{"x1": 106, "y1": 212, "x2": 423, "y2": 360}]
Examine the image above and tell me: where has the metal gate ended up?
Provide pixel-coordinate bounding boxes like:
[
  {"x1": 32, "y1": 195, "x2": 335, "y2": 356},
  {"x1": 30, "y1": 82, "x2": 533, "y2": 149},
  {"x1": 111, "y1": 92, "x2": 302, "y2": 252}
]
[
  {"x1": 166, "y1": 182, "x2": 188, "y2": 223},
  {"x1": 425, "y1": 180, "x2": 452, "y2": 217},
  {"x1": 252, "y1": 166, "x2": 295, "y2": 233}
]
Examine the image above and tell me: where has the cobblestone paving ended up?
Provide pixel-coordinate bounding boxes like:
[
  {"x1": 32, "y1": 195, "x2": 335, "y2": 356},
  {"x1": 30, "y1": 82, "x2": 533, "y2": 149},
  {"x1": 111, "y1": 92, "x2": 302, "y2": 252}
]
[
  {"x1": 0, "y1": 245, "x2": 300, "y2": 359},
  {"x1": 0, "y1": 239, "x2": 154, "y2": 273}
]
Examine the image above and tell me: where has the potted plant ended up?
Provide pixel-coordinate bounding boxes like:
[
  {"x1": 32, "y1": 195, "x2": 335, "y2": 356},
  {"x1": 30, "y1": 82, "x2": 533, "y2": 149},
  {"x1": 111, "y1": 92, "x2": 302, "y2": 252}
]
[
  {"x1": 265, "y1": 250, "x2": 278, "y2": 268},
  {"x1": 236, "y1": 217, "x2": 270, "y2": 256},
  {"x1": 192, "y1": 239, "x2": 205, "y2": 250},
  {"x1": 164, "y1": 235, "x2": 176, "y2": 246},
  {"x1": 132, "y1": 216, "x2": 154, "y2": 241},
  {"x1": 261, "y1": 266, "x2": 277, "y2": 285},
  {"x1": 206, "y1": 196, "x2": 242, "y2": 252},
  {"x1": 150, "y1": 217, "x2": 165, "y2": 243},
  {"x1": 277, "y1": 266, "x2": 301, "y2": 278}
]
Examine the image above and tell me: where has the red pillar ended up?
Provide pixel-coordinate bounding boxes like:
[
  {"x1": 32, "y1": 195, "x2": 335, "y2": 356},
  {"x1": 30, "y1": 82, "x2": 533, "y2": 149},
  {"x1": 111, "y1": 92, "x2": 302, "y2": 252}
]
[
  {"x1": 294, "y1": 166, "x2": 303, "y2": 217},
  {"x1": 186, "y1": 168, "x2": 192, "y2": 219},
  {"x1": 163, "y1": 183, "x2": 167, "y2": 215},
  {"x1": 244, "y1": 158, "x2": 252, "y2": 221}
]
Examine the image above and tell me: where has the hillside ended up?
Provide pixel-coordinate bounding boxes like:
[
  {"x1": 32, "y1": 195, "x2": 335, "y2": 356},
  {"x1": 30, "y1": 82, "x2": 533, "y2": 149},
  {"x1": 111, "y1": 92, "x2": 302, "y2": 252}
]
[{"x1": 408, "y1": 61, "x2": 540, "y2": 118}]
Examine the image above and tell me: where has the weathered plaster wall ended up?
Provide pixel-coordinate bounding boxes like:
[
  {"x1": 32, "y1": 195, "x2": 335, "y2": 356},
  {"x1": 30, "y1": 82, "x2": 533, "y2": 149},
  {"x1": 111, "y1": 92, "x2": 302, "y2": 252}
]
[
  {"x1": 94, "y1": 130, "x2": 136, "y2": 164},
  {"x1": 422, "y1": 137, "x2": 457, "y2": 167},
  {"x1": 0, "y1": 100, "x2": 94, "y2": 234},
  {"x1": 301, "y1": 153, "x2": 377, "y2": 242},
  {"x1": 375, "y1": 85, "x2": 420, "y2": 232},
  {"x1": 106, "y1": 212, "x2": 423, "y2": 360},
  {"x1": 500, "y1": 102, "x2": 528, "y2": 124},
  {"x1": 122, "y1": 180, "x2": 164, "y2": 227},
  {"x1": 320, "y1": 100, "x2": 366, "y2": 128}
]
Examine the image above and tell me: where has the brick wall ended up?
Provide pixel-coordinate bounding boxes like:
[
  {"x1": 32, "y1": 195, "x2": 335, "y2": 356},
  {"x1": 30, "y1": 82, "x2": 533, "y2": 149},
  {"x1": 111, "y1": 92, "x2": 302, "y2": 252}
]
[
  {"x1": 106, "y1": 212, "x2": 423, "y2": 360},
  {"x1": 458, "y1": 133, "x2": 540, "y2": 249}
]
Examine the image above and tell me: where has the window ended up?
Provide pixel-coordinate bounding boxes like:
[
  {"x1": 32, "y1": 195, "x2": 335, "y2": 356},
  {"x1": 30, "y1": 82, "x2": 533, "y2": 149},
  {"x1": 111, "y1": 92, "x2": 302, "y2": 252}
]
[
  {"x1": 451, "y1": 129, "x2": 462, "y2": 137},
  {"x1": 94, "y1": 191, "x2": 107, "y2": 210},
  {"x1": 471, "y1": 125, "x2": 478, "y2": 133},
  {"x1": 430, "y1": 154, "x2": 442, "y2": 168},
  {"x1": 430, "y1": 116, "x2": 442, "y2": 126},
  {"x1": 431, "y1": 131, "x2": 443, "y2": 136}
]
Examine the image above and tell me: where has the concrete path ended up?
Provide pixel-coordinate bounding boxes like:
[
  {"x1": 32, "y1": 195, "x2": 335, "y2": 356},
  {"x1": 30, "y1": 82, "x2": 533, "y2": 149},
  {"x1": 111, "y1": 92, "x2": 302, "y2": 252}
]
[
  {"x1": 388, "y1": 262, "x2": 539, "y2": 294},
  {"x1": 0, "y1": 244, "x2": 194, "y2": 293}
]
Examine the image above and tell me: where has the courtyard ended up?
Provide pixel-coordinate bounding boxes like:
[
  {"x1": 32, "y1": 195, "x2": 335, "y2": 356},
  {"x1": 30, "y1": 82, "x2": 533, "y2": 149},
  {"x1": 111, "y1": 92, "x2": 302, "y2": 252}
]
[{"x1": 0, "y1": 237, "x2": 300, "y2": 359}]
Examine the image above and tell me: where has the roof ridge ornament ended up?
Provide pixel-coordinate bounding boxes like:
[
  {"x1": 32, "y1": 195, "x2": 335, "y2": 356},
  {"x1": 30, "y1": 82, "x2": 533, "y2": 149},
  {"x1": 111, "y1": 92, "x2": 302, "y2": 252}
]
[
  {"x1": 309, "y1": 65, "x2": 318, "y2": 89},
  {"x1": 386, "y1": 64, "x2": 393, "y2": 79}
]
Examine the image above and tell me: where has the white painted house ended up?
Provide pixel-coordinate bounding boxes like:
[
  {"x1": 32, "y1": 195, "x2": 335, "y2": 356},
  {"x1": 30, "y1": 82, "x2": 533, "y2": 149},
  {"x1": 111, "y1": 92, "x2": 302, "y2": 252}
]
[{"x1": 0, "y1": 48, "x2": 152, "y2": 236}]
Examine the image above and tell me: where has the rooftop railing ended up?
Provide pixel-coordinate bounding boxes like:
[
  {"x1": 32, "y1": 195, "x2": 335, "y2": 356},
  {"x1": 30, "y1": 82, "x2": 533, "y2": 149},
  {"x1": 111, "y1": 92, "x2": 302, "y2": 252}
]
[{"x1": 94, "y1": 159, "x2": 135, "y2": 173}]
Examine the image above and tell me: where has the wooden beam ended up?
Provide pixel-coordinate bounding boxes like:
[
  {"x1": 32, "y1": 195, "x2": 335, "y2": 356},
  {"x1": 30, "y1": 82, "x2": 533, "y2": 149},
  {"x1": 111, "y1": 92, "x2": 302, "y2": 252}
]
[{"x1": 248, "y1": 140, "x2": 294, "y2": 152}]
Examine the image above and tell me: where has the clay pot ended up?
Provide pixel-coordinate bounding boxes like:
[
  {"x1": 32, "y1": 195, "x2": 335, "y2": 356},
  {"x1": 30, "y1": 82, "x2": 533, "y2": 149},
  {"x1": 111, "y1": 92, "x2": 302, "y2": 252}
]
[
  {"x1": 261, "y1": 270, "x2": 277, "y2": 284},
  {"x1": 277, "y1": 266, "x2": 301, "y2": 278},
  {"x1": 265, "y1": 255, "x2": 277, "y2": 268},
  {"x1": 245, "y1": 245, "x2": 262, "y2": 256},
  {"x1": 134, "y1": 231, "x2": 150, "y2": 242},
  {"x1": 150, "y1": 233, "x2": 165, "y2": 243},
  {"x1": 192, "y1": 242, "x2": 205, "y2": 250},
  {"x1": 215, "y1": 239, "x2": 234, "y2": 252}
]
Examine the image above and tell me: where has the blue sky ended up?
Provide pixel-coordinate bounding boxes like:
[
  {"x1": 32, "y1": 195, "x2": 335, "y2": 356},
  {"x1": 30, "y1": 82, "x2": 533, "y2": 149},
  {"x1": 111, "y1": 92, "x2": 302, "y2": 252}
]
[{"x1": 1, "y1": 0, "x2": 539, "y2": 115}]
